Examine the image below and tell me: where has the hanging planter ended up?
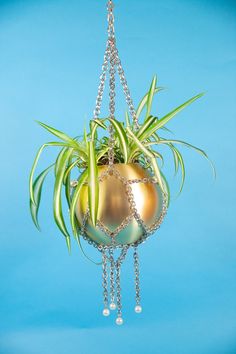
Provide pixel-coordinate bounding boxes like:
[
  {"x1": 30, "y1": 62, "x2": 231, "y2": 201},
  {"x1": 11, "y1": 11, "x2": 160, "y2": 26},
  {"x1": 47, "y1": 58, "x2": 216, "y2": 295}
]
[
  {"x1": 76, "y1": 162, "x2": 165, "y2": 246},
  {"x1": 29, "y1": 0, "x2": 214, "y2": 325}
]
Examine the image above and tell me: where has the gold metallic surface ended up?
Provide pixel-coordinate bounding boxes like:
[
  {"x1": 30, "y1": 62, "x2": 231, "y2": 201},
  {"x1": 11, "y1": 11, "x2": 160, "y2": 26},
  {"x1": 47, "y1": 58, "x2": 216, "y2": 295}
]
[{"x1": 76, "y1": 163, "x2": 164, "y2": 245}]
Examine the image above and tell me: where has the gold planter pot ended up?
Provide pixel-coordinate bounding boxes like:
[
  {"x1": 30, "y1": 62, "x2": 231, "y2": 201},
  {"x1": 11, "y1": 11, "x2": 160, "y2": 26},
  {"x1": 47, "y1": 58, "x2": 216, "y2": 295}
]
[{"x1": 76, "y1": 163, "x2": 165, "y2": 246}]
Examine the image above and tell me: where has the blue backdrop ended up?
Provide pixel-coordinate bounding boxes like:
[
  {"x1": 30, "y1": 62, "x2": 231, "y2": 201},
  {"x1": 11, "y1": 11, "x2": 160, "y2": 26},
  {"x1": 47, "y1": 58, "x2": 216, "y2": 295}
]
[{"x1": 0, "y1": 0, "x2": 235, "y2": 353}]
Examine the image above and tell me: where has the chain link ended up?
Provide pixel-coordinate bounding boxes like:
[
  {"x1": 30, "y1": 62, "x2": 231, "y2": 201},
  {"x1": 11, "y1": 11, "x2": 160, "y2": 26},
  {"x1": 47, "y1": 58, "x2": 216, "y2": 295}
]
[
  {"x1": 93, "y1": 44, "x2": 110, "y2": 119},
  {"x1": 115, "y1": 261, "x2": 122, "y2": 317},
  {"x1": 116, "y1": 54, "x2": 139, "y2": 130},
  {"x1": 107, "y1": 0, "x2": 115, "y2": 39},
  {"x1": 133, "y1": 246, "x2": 141, "y2": 306},
  {"x1": 93, "y1": 0, "x2": 139, "y2": 165},
  {"x1": 108, "y1": 247, "x2": 115, "y2": 305},
  {"x1": 102, "y1": 249, "x2": 109, "y2": 309},
  {"x1": 115, "y1": 246, "x2": 128, "y2": 318}
]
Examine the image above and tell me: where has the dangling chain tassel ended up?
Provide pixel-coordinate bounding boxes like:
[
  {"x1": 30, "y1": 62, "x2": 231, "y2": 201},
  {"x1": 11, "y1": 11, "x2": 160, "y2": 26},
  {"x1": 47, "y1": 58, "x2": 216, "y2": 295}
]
[
  {"x1": 102, "y1": 249, "x2": 110, "y2": 317},
  {"x1": 108, "y1": 247, "x2": 116, "y2": 311},
  {"x1": 115, "y1": 260, "x2": 123, "y2": 325},
  {"x1": 101, "y1": 245, "x2": 129, "y2": 324},
  {"x1": 114, "y1": 246, "x2": 128, "y2": 325},
  {"x1": 133, "y1": 246, "x2": 142, "y2": 314}
]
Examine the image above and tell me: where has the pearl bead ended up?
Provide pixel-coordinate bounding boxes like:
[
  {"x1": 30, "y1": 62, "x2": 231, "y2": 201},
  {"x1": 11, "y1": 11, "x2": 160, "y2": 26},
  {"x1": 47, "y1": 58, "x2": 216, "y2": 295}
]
[
  {"x1": 109, "y1": 302, "x2": 116, "y2": 310},
  {"x1": 135, "y1": 305, "x2": 142, "y2": 313},
  {"x1": 102, "y1": 308, "x2": 110, "y2": 317},
  {"x1": 115, "y1": 317, "x2": 123, "y2": 325}
]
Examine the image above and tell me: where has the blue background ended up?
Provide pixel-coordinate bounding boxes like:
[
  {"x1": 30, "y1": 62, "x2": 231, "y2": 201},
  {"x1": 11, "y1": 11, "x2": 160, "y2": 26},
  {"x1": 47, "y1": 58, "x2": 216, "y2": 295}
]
[{"x1": 0, "y1": 0, "x2": 235, "y2": 353}]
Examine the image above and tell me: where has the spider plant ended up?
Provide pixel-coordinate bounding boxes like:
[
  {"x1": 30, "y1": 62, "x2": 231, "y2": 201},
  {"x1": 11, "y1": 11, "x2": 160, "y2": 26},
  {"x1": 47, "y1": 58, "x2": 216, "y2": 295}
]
[{"x1": 29, "y1": 75, "x2": 214, "y2": 251}]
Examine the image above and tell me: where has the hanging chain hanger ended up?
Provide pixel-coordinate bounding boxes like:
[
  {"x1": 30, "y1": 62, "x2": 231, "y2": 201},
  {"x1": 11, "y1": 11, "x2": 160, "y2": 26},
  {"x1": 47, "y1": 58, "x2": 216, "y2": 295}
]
[{"x1": 93, "y1": 0, "x2": 139, "y2": 131}]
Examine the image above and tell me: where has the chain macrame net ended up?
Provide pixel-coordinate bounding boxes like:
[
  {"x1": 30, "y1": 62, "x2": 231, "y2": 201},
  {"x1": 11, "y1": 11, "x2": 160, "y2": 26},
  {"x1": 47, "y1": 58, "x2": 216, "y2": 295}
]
[{"x1": 72, "y1": 1, "x2": 167, "y2": 325}]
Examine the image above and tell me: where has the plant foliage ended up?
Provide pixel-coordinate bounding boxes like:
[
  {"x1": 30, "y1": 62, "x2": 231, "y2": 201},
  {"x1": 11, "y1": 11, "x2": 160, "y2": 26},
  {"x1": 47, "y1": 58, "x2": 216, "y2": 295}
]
[{"x1": 29, "y1": 76, "x2": 214, "y2": 251}]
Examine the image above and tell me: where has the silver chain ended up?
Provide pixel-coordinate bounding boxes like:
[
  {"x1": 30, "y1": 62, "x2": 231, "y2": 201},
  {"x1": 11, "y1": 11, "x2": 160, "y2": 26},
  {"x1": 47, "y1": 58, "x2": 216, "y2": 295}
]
[
  {"x1": 102, "y1": 249, "x2": 109, "y2": 311},
  {"x1": 108, "y1": 247, "x2": 116, "y2": 306},
  {"x1": 93, "y1": 0, "x2": 139, "y2": 166},
  {"x1": 93, "y1": 44, "x2": 110, "y2": 120},
  {"x1": 76, "y1": 0, "x2": 168, "y2": 325},
  {"x1": 134, "y1": 246, "x2": 141, "y2": 306},
  {"x1": 107, "y1": 0, "x2": 116, "y2": 165},
  {"x1": 115, "y1": 246, "x2": 128, "y2": 321},
  {"x1": 116, "y1": 55, "x2": 139, "y2": 130},
  {"x1": 115, "y1": 261, "x2": 122, "y2": 318}
]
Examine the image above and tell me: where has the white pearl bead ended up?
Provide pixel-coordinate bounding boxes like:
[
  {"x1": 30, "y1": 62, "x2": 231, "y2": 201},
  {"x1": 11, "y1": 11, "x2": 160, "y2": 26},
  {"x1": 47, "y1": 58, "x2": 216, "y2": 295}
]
[
  {"x1": 102, "y1": 308, "x2": 110, "y2": 317},
  {"x1": 115, "y1": 317, "x2": 123, "y2": 325},
  {"x1": 109, "y1": 302, "x2": 116, "y2": 310},
  {"x1": 135, "y1": 305, "x2": 142, "y2": 313}
]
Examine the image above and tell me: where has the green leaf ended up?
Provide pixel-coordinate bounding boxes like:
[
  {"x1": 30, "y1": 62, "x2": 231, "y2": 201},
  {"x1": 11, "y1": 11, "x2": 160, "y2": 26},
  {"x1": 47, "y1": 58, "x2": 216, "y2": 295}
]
[
  {"x1": 153, "y1": 151, "x2": 164, "y2": 168},
  {"x1": 55, "y1": 147, "x2": 68, "y2": 177},
  {"x1": 171, "y1": 145, "x2": 185, "y2": 195},
  {"x1": 169, "y1": 143, "x2": 179, "y2": 175},
  {"x1": 29, "y1": 142, "x2": 69, "y2": 205},
  {"x1": 136, "y1": 87, "x2": 163, "y2": 120},
  {"x1": 140, "y1": 93, "x2": 205, "y2": 140},
  {"x1": 88, "y1": 140, "x2": 99, "y2": 226},
  {"x1": 126, "y1": 127, "x2": 164, "y2": 191},
  {"x1": 160, "y1": 126, "x2": 173, "y2": 134},
  {"x1": 64, "y1": 157, "x2": 80, "y2": 208},
  {"x1": 83, "y1": 127, "x2": 88, "y2": 150},
  {"x1": 160, "y1": 171, "x2": 170, "y2": 206},
  {"x1": 127, "y1": 127, "x2": 153, "y2": 159},
  {"x1": 97, "y1": 147, "x2": 109, "y2": 163},
  {"x1": 150, "y1": 157, "x2": 165, "y2": 193},
  {"x1": 128, "y1": 116, "x2": 157, "y2": 160},
  {"x1": 93, "y1": 119, "x2": 107, "y2": 130},
  {"x1": 137, "y1": 115, "x2": 157, "y2": 139},
  {"x1": 53, "y1": 148, "x2": 73, "y2": 239},
  {"x1": 30, "y1": 164, "x2": 54, "y2": 230},
  {"x1": 63, "y1": 159, "x2": 80, "y2": 184},
  {"x1": 148, "y1": 138, "x2": 216, "y2": 178},
  {"x1": 36, "y1": 121, "x2": 80, "y2": 149},
  {"x1": 156, "y1": 141, "x2": 184, "y2": 195},
  {"x1": 66, "y1": 236, "x2": 71, "y2": 253},
  {"x1": 151, "y1": 132, "x2": 161, "y2": 143},
  {"x1": 76, "y1": 235, "x2": 102, "y2": 265},
  {"x1": 70, "y1": 170, "x2": 88, "y2": 235},
  {"x1": 145, "y1": 75, "x2": 157, "y2": 120},
  {"x1": 128, "y1": 116, "x2": 158, "y2": 156},
  {"x1": 65, "y1": 174, "x2": 72, "y2": 208},
  {"x1": 90, "y1": 119, "x2": 107, "y2": 140},
  {"x1": 108, "y1": 118, "x2": 129, "y2": 163},
  {"x1": 125, "y1": 111, "x2": 131, "y2": 127}
]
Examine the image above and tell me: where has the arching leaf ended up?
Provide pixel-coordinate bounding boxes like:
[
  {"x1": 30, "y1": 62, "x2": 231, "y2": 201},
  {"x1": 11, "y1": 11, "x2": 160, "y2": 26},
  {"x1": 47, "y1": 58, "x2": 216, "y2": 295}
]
[
  {"x1": 140, "y1": 93, "x2": 205, "y2": 140},
  {"x1": 136, "y1": 86, "x2": 163, "y2": 120},
  {"x1": 145, "y1": 75, "x2": 157, "y2": 120},
  {"x1": 30, "y1": 164, "x2": 54, "y2": 229},
  {"x1": 147, "y1": 138, "x2": 216, "y2": 178},
  {"x1": 171, "y1": 145, "x2": 185, "y2": 195},
  {"x1": 137, "y1": 115, "x2": 157, "y2": 139},
  {"x1": 108, "y1": 118, "x2": 129, "y2": 163},
  {"x1": 36, "y1": 121, "x2": 81, "y2": 150},
  {"x1": 88, "y1": 140, "x2": 99, "y2": 226},
  {"x1": 29, "y1": 142, "x2": 69, "y2": 205},
  {"x1": 127, "y1": 127, "x2": 164, "y2": 191},
  {"x1": 55, "y1": 147, "x2": 68, "y2": 177},
  {"x1": 63, "y1": 159, "x2": 80, "y2": 184},
  {"x1": 160, "y1": 171, "x2": 170, "y2": 207},
  {"x1": 53, "y1": 148, "x2": 73, "y2": 239},
  {"x1": 70, "y1": 170, "x2": 88, "y2": 236},
  {"x1": 125, "y1": 111, "x2": 131, "y2": 127}
]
